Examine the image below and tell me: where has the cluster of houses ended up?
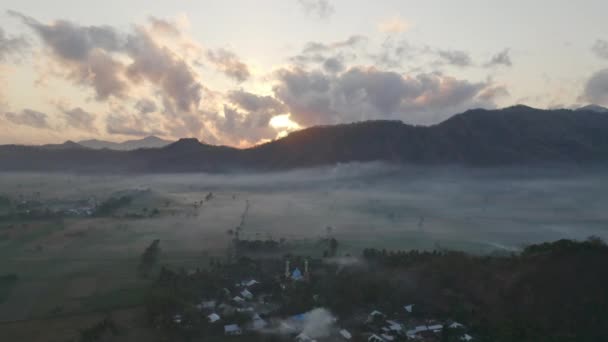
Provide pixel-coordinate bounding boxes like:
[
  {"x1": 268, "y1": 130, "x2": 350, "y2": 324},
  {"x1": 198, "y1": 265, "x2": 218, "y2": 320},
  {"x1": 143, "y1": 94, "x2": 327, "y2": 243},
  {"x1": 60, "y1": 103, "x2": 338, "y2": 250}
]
[
  {"x1": 173, "y1": 277, "x2": 272, "y2": 336},
  {"x1": 169, "y1": 259, "x2": 475, "y2": 342},
  {"x1": 365, "y1": 307, "x2": 473, "y2": 342}
]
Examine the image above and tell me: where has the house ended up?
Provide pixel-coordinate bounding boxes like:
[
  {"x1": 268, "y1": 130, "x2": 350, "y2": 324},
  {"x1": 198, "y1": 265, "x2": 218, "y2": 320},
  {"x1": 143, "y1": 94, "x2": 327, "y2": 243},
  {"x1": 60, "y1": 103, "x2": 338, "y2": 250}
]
[
  {"x1": 233, "y1": 296, "x2": 245, "y2": 303},
  {"x1": 339, "y1": 329, "x2": 352, "y2": 340},
  {"x1": 251, "y1": 315, "x2": 267, "y2": 330},
  {"x1": 449, "y1": 322, "x2": 464, "y2": 329},
  {"x1": 461, "y1": 334, "x2": 473, "y2": 341},
  {"x1": 224, "y1": 324, "x2": 242, "y2": 335},
  {"x1": 241, "y1": 289, "x2": 253, "y2": 300},
  {"x1": 368, "y1": 334, "x2": 385, "y2": 342},
  {"x1": 367, "y1": 310, "x2": 385, "y2": 323},
  {"x1": 295, "y1": 333, "x2": 316, "y2": 342},
  {"x1": 404, "y1": 304, "x2": 414, "y2": 313},
  {"x1": 386, "y1": 320, "x2": 402, "y2": 332},
  {"x1": 428, "y1": 324, "x2": 443, "y2": 332},
  {"x1": 380, "y1": 333, "x2": 395, "y2": 341},
  {"x1": 240, "y1": 279, "x2": 259, "y2": 287},
  {"x1": 208, "y1": 313, "x2": 220, "y2": 323},
  {"x1": 197, "y1": 300, "x2": 216, "y2": 311},
  {"x1": 173, "y1": 314, "x2": 182, "y2": 324},
  {"x1": 406, "y1": 325, "x2": 429, "y2": 337}
]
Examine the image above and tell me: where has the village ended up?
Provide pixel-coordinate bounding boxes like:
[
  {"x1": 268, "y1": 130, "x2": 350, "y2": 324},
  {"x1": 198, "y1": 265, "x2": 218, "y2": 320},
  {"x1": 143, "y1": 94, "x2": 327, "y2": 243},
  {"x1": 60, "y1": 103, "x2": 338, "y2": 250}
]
[{"x1": 146, "y1": 253, "x2": 475, "y2": 342}]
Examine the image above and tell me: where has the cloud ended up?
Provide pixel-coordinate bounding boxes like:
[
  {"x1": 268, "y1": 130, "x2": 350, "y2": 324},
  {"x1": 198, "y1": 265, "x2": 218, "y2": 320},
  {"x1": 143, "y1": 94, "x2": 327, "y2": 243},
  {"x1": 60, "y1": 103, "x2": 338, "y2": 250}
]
[
  {"x1": 12, "y1": 11, "x2": 203, "y2": 114},
  {"x1": 582, "y1": 68, "x2": 608, "y2": 105},
  {"x1": 378, "y1": 15, "x2": 411, "y2": 34},
  {"x1": 9, "y1": 11, "x2": 123, "y2": 60},
  {"x1": 11, "y1": 11, "x2": 129, "y2": 100},
  {"x1": 372, "y1": 37, "x2": 417, "y2": 68},
  {"x1": 124, "y1": 28, "x2": 202, "y2": 112},
  {"x1": 485, "y1": 48, "x2": 512, "y2": 67},
  {"x1": 437, "y1": 49, "x2": 472, "y2": 67},
  {"x1": 61, "y1": 107, "x2": 97, "y2": 131},
  {"x1": 323, "y1": 56, "x2": 345, "y2": 73},
  {"x1": 2, "y1": 109, "x2": 50, "y2": 128},
  {"x1": 207, "y1": 48, "x2": 251, "y2": 82},
  {"x1": 134, "y1": 98, "x2": 157, "y2": 115},
  {"x1": 207, "y1": 90, "x2": 290, "y2": 145},
  {"x1": 105, "y1": 112, "x2": 164, "y2": 137},
  {"x1": 297, "y1": 0, "x2": 335, "y2": 19},
  {"x1": 300, "y1": 35, "x2": 367, "y2": 55},
  {"x1": 0, "y1": 27, "x2": 29, "y2": 61},
  {"x1": 591, "y1": 40, "x2": 608, "y2": 60},
  {"x1": 227, "y1": 90, "x2": 286, "y2": 115},
  {"x1": 291, "y1": 35, "x2": 366, "y2": 69},
  {"x1": 273, "y1": 66, "x2": 503, "y2": 126},
  {"x1": 148, "y1": 17, "x2": 180, "y2": 37}
]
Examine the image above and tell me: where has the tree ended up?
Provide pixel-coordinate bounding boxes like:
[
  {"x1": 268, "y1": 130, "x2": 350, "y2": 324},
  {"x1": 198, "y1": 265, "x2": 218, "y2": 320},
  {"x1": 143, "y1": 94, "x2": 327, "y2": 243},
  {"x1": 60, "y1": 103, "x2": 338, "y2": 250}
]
[
  {"x1": 139, "y1": 239, "x2": 161, "y2": 278},
  {"x1": 329, "y1": 238, "x2": 339, "y2": 257}
]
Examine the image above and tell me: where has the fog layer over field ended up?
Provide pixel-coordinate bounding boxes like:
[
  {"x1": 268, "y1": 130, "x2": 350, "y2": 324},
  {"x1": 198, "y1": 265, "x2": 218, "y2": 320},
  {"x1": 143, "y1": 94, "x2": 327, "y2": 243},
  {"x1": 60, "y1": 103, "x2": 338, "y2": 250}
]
[{"x1": 2, "y1": 163, "x2": 608, "y2": 255}]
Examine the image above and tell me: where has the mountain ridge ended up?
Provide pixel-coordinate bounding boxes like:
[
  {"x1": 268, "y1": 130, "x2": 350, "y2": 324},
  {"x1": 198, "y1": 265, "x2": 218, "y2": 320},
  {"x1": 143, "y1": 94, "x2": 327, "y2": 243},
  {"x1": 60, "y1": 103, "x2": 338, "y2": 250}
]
[
  {"x1": 1, "y1": 105, "x2": 608, "y2": 173},
  {"x1": 77, "y1": 135, "x2": 173, "y2": 150}
]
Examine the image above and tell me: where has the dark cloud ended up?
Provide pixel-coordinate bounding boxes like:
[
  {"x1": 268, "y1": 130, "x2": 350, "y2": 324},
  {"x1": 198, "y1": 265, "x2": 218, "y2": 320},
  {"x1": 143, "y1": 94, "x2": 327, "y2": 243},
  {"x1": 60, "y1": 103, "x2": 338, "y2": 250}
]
[
  {"x1": 323, "y1": 56, "x2": 344, "y2": 73},
  {"x1": 0, "y1": 27, "x2": 29, "y2": 61},
  {"x1": 582, "y1": 68, "x2": 608, "y2": 105},
  {"x1": 297, "y1": 0, "x2": 334, "y2": 19},
  {"x1": 227, "y1": 90, "x2": 286, "y2": 115},
  {"x1": 591, "y1": 40, "x2": 608, "y2": 60},
  {"x1": 11, "y1": 11, "x2": 129, "y2": 100},
  {"x1": 10, "y1": 11, "x2": 123, "y2": 61},
  {"x1": 273, "y1": 66, "x2": 503, "y2": 126},
  {"x1": 437, "y1": 49, "x2": 472, "y2": 67},
  {"x1": 2, "y1": 109, "x2": 50, "y2": 128},
  {"x1": 207, "y1": 48, "x2": 250, "y2": 83},
  {"x1": 134, "y1": 98, "x2": 157, "y2": 114},
  {"x1": 485, "y1": 48, "x2": 512, "y2": 67},
  {"x1": 62, "y1": 107, "x2": 96, "y2": 131},
  {"x1": 125, "y1": 28, "x2": 202, "y2": 112},
  {"x1": 74, "y1": 49, "x2": 128, "y2": 100}
]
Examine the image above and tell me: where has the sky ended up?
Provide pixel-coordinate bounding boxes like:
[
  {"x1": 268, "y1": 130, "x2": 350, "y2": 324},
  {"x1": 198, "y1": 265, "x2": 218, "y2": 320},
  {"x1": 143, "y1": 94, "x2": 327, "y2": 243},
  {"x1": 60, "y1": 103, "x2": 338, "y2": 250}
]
[{"x1": 0, "y1": 0, "x2": 607, "y2": 146}]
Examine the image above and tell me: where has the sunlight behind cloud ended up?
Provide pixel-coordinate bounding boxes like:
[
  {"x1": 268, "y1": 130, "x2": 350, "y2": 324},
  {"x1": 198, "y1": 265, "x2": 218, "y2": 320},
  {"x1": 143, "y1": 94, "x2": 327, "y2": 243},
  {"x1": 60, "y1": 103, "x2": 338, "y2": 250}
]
[
  {"x1": 378, "y1": 15, "x2": 411, "y2": 34},
  {"x1": 270, "y1": 114, "x2": 300, "y2": 130}
]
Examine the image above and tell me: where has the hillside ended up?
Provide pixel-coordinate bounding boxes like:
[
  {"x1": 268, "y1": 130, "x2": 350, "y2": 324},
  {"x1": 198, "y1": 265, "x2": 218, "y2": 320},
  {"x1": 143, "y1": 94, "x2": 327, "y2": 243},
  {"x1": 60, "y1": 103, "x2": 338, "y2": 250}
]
[
  {"x1": 1, "y1": 106, "x2": 608, "y2": 172},
  {"x1": 77, "y1": 136, "x2": 173, "y2": 150}
]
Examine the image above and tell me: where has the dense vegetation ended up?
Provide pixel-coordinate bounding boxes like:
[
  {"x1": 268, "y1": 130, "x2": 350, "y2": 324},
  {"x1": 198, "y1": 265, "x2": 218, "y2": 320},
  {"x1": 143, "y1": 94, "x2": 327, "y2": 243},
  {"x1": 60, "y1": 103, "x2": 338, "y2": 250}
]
[
  {"x1": 144, "y1": 238, "x2": 608, "y2": 342},
  {"x1": 94, "y1": 196, "x2": 133, "y2": 216},
  {"x1": 361, "y1": 237, "x2": 608, "y2": 342}
]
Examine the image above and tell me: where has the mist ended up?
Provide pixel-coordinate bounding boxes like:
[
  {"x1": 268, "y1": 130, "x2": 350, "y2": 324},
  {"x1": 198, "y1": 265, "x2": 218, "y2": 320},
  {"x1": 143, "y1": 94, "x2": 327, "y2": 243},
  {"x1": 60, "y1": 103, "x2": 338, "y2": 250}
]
[{"x1": 2, "y1": 163, "x2": 608, "y2": 258}]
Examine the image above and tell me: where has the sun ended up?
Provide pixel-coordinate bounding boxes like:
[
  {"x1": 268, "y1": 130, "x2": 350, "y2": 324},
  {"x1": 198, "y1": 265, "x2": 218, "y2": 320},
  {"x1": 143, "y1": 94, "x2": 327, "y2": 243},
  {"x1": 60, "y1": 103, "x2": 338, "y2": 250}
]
[{"x1": 269, "y1": 114, "x2": 300, "y2": 130}]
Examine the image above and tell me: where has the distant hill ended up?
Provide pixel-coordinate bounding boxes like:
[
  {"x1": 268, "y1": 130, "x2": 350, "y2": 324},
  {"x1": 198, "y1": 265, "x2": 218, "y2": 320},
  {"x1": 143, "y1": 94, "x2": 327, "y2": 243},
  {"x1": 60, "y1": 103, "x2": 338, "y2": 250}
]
[
  {"x1": 576, "y1": 104, "x2": 608, "y2": 113},
  {"x1": 77, "y1": 136, "x2": 173, "y2": 150},
  {"x1": 40, "y1": 140, "x2": 88, "y2": 150},
  {"x1": 1, "y1": 106, "x2": 608, "y2": 172}
]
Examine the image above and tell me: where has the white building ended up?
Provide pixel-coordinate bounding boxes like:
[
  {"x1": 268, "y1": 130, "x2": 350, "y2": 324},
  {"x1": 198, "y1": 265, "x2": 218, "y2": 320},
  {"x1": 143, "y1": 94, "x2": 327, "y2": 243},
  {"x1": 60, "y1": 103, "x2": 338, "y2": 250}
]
[
  {"x1": 339, "y1": 329, "x2": 352, "y2": 340},
  {"x1": 224, "y1": 324, "x2": 242, "y2": 335}
]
